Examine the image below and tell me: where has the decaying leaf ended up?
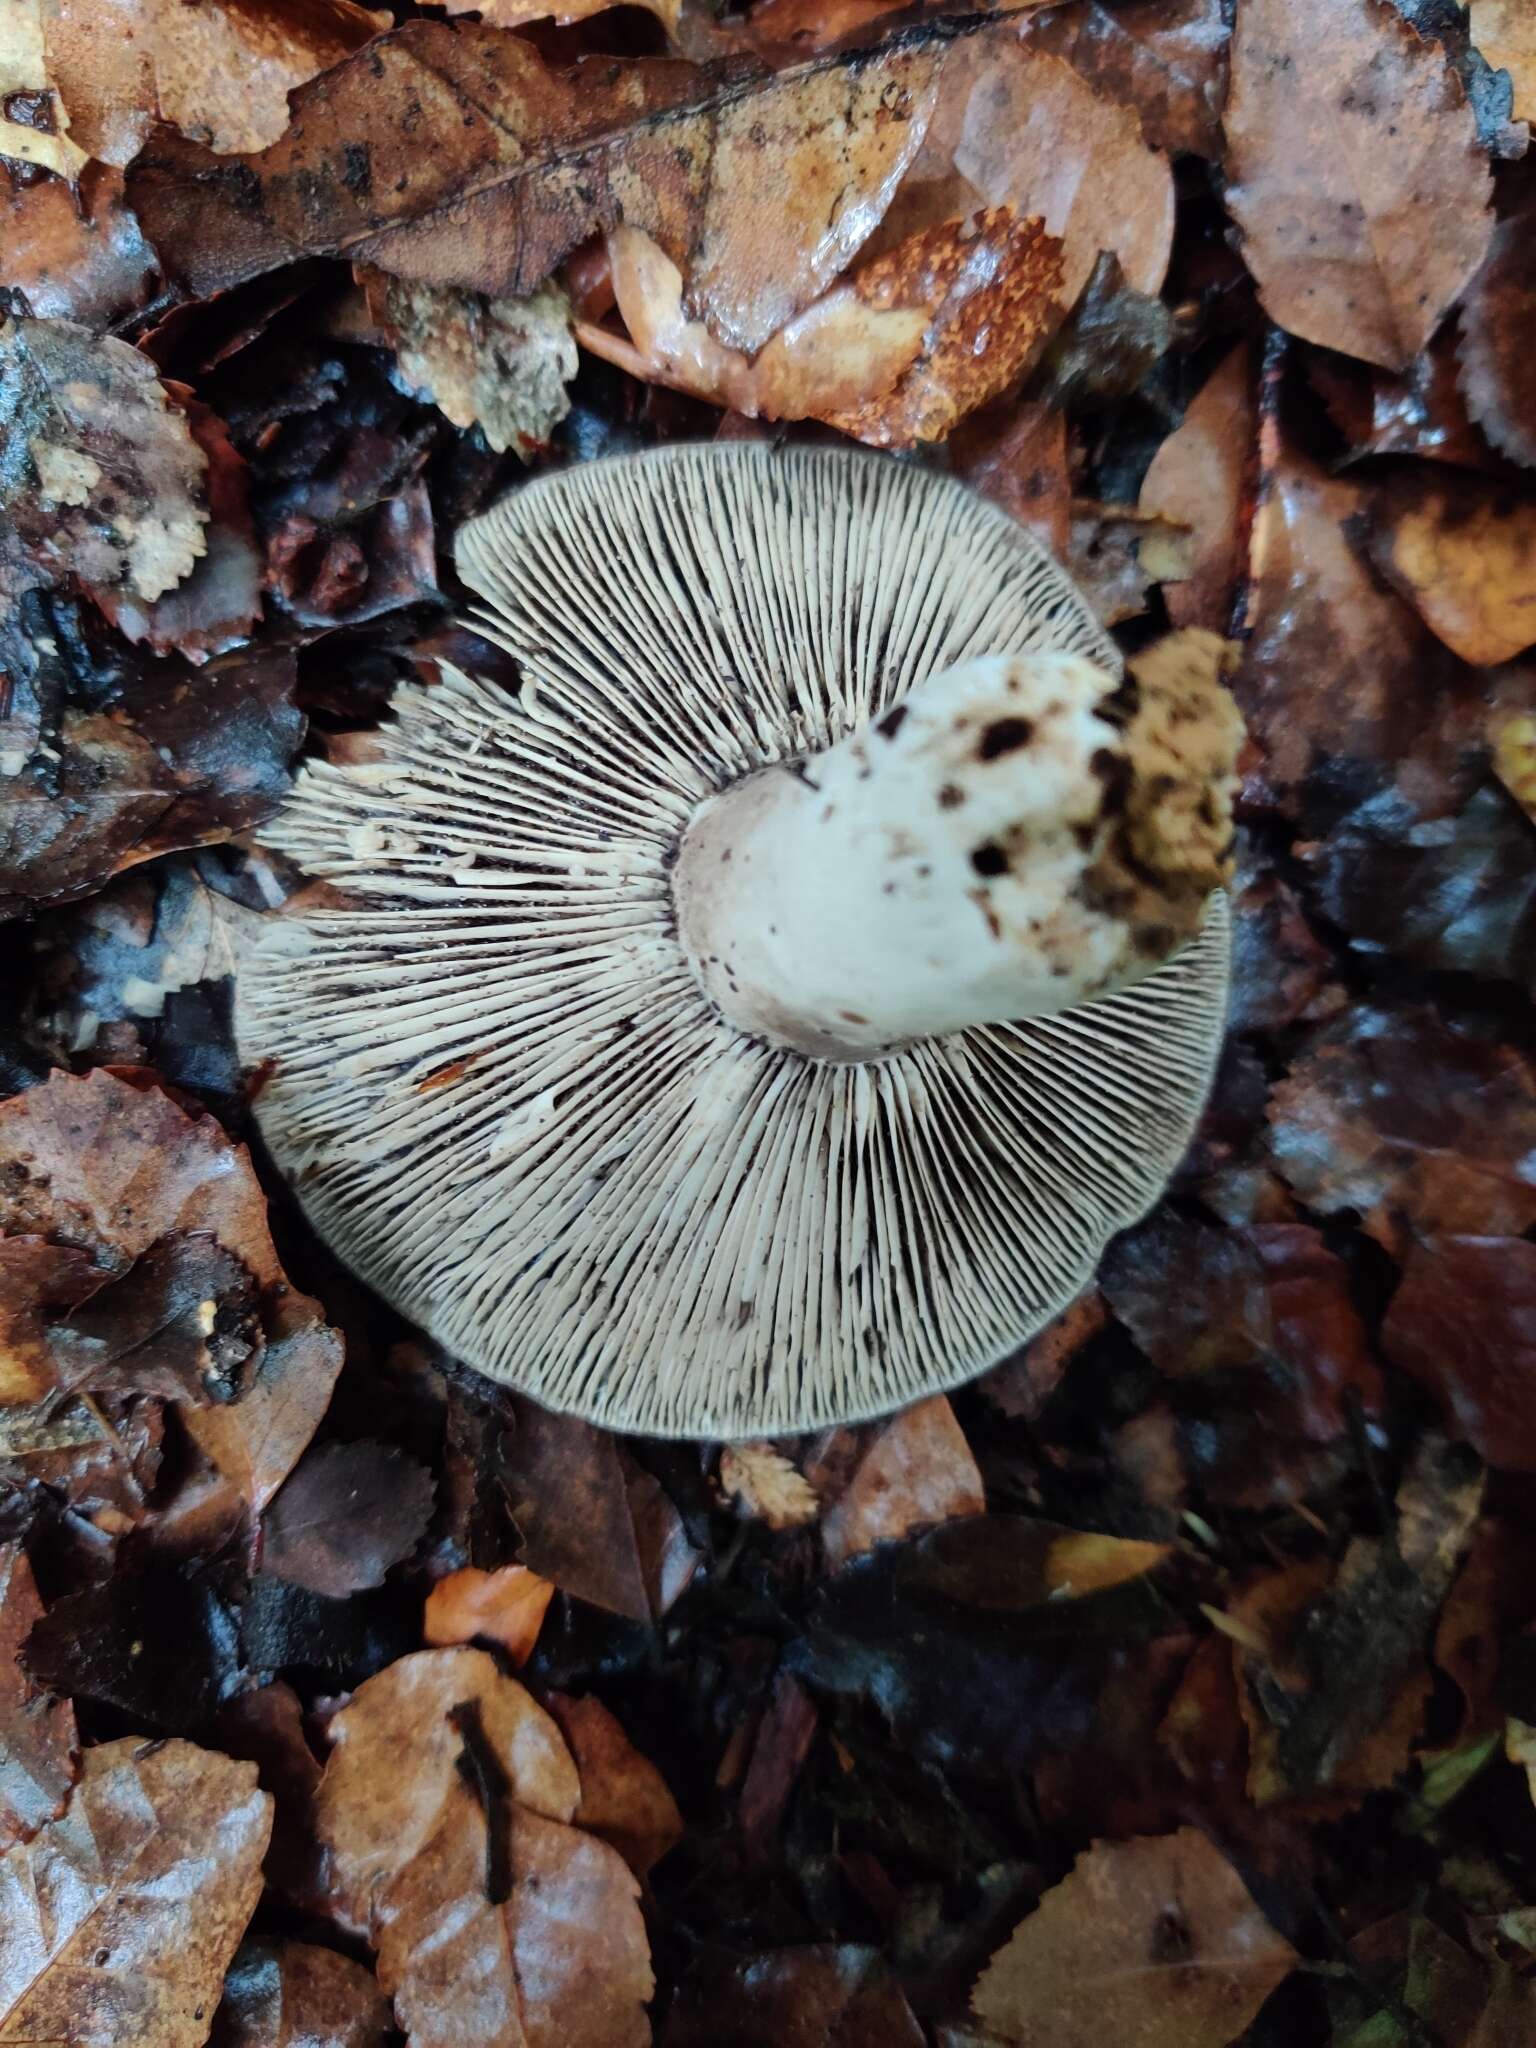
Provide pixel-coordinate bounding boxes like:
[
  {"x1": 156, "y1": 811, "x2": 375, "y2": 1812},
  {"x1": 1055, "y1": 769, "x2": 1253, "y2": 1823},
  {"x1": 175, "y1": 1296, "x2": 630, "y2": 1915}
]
[
  {"x1": 213, "y1": 1938, "x2": 393, "y2": 2048},
  {"x1": 547, "y1": 1693, "x2": 684, "y2": 1880},
  {"x1": 1139, "y1": 343, "x2": 1254, "y2": 631},
  {"x1": 1366, "y1": 468, "x2": 1536, "y2": 666},
  {"x1": 1068, "y1": 502, "x2": 1191, "y2": 626},
  {"x1": 0, "y1": 1737, "x2": 271, "y2": 2047},
  {"x1": 1225, "y1": 0, "x2": 1494, "y2": 370},
  {"x1": 262, "y1": 1440, "x2": 435, "y2": 1597},
  {"x1": 424, "y1": 1563, "x2": 555, "y2": 1665},
  {"x1": 1471, "y1": 1, "x2": 1536, "y2": 120},
  {"x1": 820, "y1": 1396, "x2": 985, "y2": 1570},
  {"x1": 664, "y1": 1945, "x2": 925, "y2": 2048},
  {"x1": 0, "y1": 2, "x2": 88, "y2": 179},
  {"x1": 971, "y1": 1827, "x2": 1297, "y2": 2047},
  {"x1": 0, "y1": 1543, "x2": 77, "y2": 1851},
  {"x1": 3, "y1": 162, "x2": 159, "y2": 332},
  {"x1": 951, "y1": 395, "x2": 1071, "y2": 557},
  {"x1": 1459, "y1": 215, "x2": 1536, "y2": 470},
  {"x1": 720, "y1": 1443, "x2": 821, "y2": 1531},
  {"x1": 366, "y1": 271, "x2": 576, "y2": 457},
  {"x1": 450, "y1": 0, "x2": 680, "y2": 32},
  {"x1": 1383, "y1": 1237, "x2": 1536, "y2": 1471},
  {"x1": 313, "y1": 1645, "x2": 579, "y2": 1932},
  {"x1": 1018, "y1": 0, "x2": 1231, "y2": 160},
  {"x1": 374, "y1": 1781, "x2": 653, "y2": 2048},
  {"x1": 0, "y1": 317, "x2": 207, "y2": 604}
]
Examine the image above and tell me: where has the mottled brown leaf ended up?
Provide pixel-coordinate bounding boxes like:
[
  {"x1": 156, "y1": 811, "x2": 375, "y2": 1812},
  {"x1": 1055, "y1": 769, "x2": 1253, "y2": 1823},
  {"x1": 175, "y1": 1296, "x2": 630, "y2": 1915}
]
[
  {"x1": 1019, "y1": 0, "x2": 1230, "y2": 159},
  {"x1": 1139, "y1": 342, "x2": 1254, "y2": 631},
  {"x1": 1225, "y1": 0, "x2": 1493, "y2": 370},
  {"x1": 1459, "y1": 216, "x2": 1536, "y2": 470},
  {"x1": 0, "y1": 1543, "x2": 76, "y2": 1851},
  {"x1": 3, "y1": 162, "x2": 159, "y2": 331},
  {"x1": 1367, "y1": 468, "x2": 1536, "y2": 666},
  {"x1": 1383, "y1": 1237, "x2": 1536, "y2": 1471},
  {"x1": 546, "y1": 1693, "x2": 683, "y2": 1880},
  {"x1": 0, "y1": 1737, "x2": 271, "y2": 2046},
  {"x1": 314, "y1": 1646, "x2": 579, "y2": 1933},
  {"x1": 971, "y1": 1828, "x2": 1296, "y2": 2048},
  {"x1": 214, "y1": 1938, "x2": 391, "y2": 2048},
  {"x1": 820, "y1": 1395, "x2": 985, "y2": 1570}
]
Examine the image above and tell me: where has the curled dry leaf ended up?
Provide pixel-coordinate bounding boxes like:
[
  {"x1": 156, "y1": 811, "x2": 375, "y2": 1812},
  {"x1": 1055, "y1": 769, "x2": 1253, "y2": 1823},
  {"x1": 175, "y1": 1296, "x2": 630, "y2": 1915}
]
[
  {"x1": 1139, "y1": 343, "x2": 1254, "y2": 632},
  {"x1": 365, "y1": 271, "x2": 576, "y2": 457},
  {"x1": 1366, "y1": 469, "x2": 1536, "y2": 666},
  {"x1": 374, "y1": 1782, "x2": 653, "y2": 2048},
  {"x1": 262, "y1": 1440, "x2": 436, "y2": 1598},
  {"x1": 546, "y1": 1693, "x2": 684, "y2": 1879},
  {"x1": 1224, "y1": 0, "x2": 1494, "y2": 370},
  {"x1": 970, "y1": 1827, "x2": 1297, "y2": 2048},
  {"x1": 0, "y1": 1543, "x2": 77, "y2": 1851},
  {"x1": 1459, "y1": 216, "x2": 1536, "y2": 471},
  {"x1": 719, "y1": 1444, "x2": 821, "y2": 1531},
  {"x1": 424, "y1": 1564, "x2": 555, "y2": 1665},
  {"x1": 0, "y1": 317, "x2": 207, "y2": 605},
  {"x1": 214, "y1": 1938, "x2": 393, "y2": 2048},
  {"x1": 3, "y1": 162, "x2": 159, "y2": 332},
  {"x1": 313, "y1": 1645, "x2": 579, "y2": 1933},
  {"x1": 820, "y1": 1395, "x2": 985, "y2": 1571},
  {"x1": 0, "y1": 1737, "x2": 271, "y2": 2047}
]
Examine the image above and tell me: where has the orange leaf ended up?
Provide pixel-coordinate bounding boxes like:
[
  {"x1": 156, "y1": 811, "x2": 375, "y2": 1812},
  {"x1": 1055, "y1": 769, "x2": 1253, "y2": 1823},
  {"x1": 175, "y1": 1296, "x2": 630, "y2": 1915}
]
[{"x1": 424, "y1": 1564, "x2": 556, "y2": 1665}]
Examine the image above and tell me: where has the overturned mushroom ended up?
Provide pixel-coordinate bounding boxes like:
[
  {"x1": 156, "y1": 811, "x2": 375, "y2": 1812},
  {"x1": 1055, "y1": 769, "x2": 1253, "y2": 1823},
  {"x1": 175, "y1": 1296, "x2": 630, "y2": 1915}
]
[{"x1": 234, "y1": 444, "x2": 1241, "y2": 1437}]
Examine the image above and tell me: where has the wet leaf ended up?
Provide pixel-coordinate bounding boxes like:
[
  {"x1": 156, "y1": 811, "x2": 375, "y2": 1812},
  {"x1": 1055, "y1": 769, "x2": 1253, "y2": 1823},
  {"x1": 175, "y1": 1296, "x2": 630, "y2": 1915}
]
[
  {"x1": 24, "y1": 1564, "x2": 244, "y2": 1730},
  {"x1": 1225, "y1": 0, "x2": 1493, "y2": 371},
  {"x1": 546, "y1": 1693, "x2": 683, "y2": 1879},
  {"x1": 971, "y1": 1827, "x2": 1297, "y2": 2048},
  {"x1": 374, "y1": 1780, "x2": 653, "y2": 2048},
  {"x1": 1460, "y1": 216, "x2": 1536, "y2": 469},
  {"x1": 1019, "y1": 0, "x2": 1230, "y2": 160},
  {"x1": 0, "y1": 1542, "x2": 77, "y2": 1850},
  {"x1": 663, "y1": 1945, "x2": 925, "y2": 2048},
  {"x1": 1383, "y1": 1237, "x2": 1536, "y2": 1472},
  {"x1": 820, "y1": 1395, "x2": 985, "y2": 1570},
  {"x1": 425, "y1": 1564, "x2": 555, "y2": 1665},
  {"x1": 1139, "y1": 343, "x2": 1254, "y2": 632},
  {"x1": 1367, "y1": 468, "x2": 1536, "y2": 666},
  {"x1": 3, "y1": 162, "x2": 159, "y2": 331},
  {"x1": 313, "y1": 1645, "x2": 579, "y2": 1933},
  {"x1": 0, "y1": 1737, "x2": 271, "y2": 2047},
  {"x1": 213, "y1": 1937, "x2": 392, "y2": 2048},
  {"x1": 262, "y1": 1440, "x2": 435, "y2": 1598}
]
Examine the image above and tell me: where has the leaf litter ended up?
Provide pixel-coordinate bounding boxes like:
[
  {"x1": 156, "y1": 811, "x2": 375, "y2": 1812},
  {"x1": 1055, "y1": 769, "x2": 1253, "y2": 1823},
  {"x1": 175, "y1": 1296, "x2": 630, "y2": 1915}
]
[{"x1": 2, "y1": 0, "x2": 1536, "y2": 2043}]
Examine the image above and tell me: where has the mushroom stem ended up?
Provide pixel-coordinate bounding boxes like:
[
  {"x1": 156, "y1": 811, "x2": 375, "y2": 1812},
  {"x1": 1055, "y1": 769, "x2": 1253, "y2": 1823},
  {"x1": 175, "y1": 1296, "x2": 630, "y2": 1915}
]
[{"x1": 673, "y1": 635, "x2": 1242, "y2": 1060}]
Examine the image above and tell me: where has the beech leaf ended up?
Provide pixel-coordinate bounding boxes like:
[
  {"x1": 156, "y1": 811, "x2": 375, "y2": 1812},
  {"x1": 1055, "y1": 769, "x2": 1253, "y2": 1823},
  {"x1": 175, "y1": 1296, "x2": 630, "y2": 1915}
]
[
  {"x1": 262, "y1": 1440, "x2": 436, "y2": 1598},
  {"x1": 213, "y1": 1937, "x2": 392, "y2": 2048},
  {"x1": 1367, "y1": 469, "x2": 1536, "y2": 666},
  {"x1": 0, "y1": 1543, "x2": 77, "y2": 1851}
]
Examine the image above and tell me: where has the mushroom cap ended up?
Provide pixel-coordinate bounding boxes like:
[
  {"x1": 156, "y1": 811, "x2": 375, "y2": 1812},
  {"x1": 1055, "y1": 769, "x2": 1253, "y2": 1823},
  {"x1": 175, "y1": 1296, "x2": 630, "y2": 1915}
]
[{"x1": 234, "y1": 444, "x2": 1229, "y2": 1438}]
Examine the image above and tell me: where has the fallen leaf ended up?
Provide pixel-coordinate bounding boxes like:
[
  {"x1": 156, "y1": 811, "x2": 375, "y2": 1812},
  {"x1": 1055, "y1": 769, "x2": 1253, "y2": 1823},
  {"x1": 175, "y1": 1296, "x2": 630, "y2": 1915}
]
[
  {"x1": 1266, "y1": 1002, "x2": 1536, "y2": 1250},
  {"x1": 0, "y1": 2, "x2": 88, "y2": 179},
  {"x1": 213, "y1": 1681, "x2": 324, "y2": 1905},
  {"x1": 1224, "y1": 0, "x2": 1493, "y2": 370},
  {"x1": 0, "y1": 317, "x2": 207, "y2": 604},
  {"x1": 261, "y1": 1440, "x2": 435, "y2": 1598},
  {"x1": 374, "y1": 1781, "x2": 653, "y2": 2048},
  {"x1": 1018, "y1": 0, "x2": 1231, "y2": 160},
  {"x1": 1367, "y1": 469, "x2": 1536, "y2": 666},
  {"x1": 424, "y1": 1564, "x2": 555, "y2": 1664},
  {"x1": 365, "y1": 271, "x2": 576, "y2": 457},
  {"x1": 977, "y1": 1288, "x2": 1109, "y2": 1420},
  {"x1": 897, "y1": 1514, "x2": 1171, "y2": 1611},
  {"x1": 213, "y1": 1938, "x2": 393, "y2": 2048},
  {"x1": 1068, "y1": 501, "x2": 1191, "y2": 625},
  {"x1": 663, "y1": 1945, "x2": 925, "y2": 2048},
  {"x1": 0, "y1": 1737, "x2": 271, "y2": 2047},
  {"x1": 1316, "y1": 326, "x2": 1501, "y2": 471},
  {"x1": 950, "y1": 395, "x2": 1071, "y2": 558},
  {"x1": 820, "y1": 1395, "x2": 985, "y2": 1570},
  {"x1": 24, "y1": 1564, "x2": 244, "y2": 1730},
  {"x1": 452, "y1": 0, "x2": 679, "y2": 31},
  {"x1": 1383, "y1": 1237, "x2": 1536, "y2": 1471},
  {"x1": 736, "y1": 1671, "x2": 818, "y2": 1859},
  {"x1": 971, "y1": 1827, "x2": 1297, "y2": 2047},
  {"x1": 719, "y1": 1444, "x2": 821, "y2": 1531},
  {"x1": 1139, "y1": 343, "x2": 1254, "y2": 631},
  {"x1": 1471, "y1": 1, "x2": 1536, "y2": 120},
  {"x1": 949, "y1": 38, "x2": 1175, "y2": 307},
  {"x1": 1331, "y1": 1913, "x2": 1536, "y2": 2048},
  {"x1": 1492, "y1": 698, "x2": 1536, "y2": 822},
  {"x1": 501, "y1": 1403, "x2": 652, "y2": 1622},
  {"x1": 1459, "y1": 215, "x2": 1536, "y2": 469},
  {"x1": 0, "y1": 1543, "x2": 77, "y2": 1850},
  {"x1": 3, "y1": 161, "x2": 159, "y2": 331},
  {"x1": 313, "y1": 1645, "x2": 579, "y2": 1933},
  {"x1": 546, "y1": 1693, "x2": 683, "y2": 1879}
]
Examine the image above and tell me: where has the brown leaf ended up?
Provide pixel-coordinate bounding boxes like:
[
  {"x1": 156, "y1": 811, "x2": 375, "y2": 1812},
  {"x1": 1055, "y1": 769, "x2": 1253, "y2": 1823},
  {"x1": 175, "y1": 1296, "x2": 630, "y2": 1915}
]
[
  {"x1": 3, "y1": 161, "x2": 159, "y2": 331},
  {"x1": 262, "y1": 1440, "x2": 436, "y2": 1597},
  {"x1": 213, "y1": 1681, "x2": 324, "y2": 1906},
  {"x1": 0, "y1": 1736, "x2": 271, "y2": 2046},
  {"x1": 0, "y1": 1543, "x2": 77, "y2": 1851},
  {"x1": 719, "y1": 1444, "x2": 821, "y2": 1531},
  {"x1": 453, "y1": 0, "x2": 679, "y2": 32},
  {"x1": 820, "y1": 1395, "x2": 985, "y2": 1570},
  {"x1": 971, "y1": 1827, "x2": 1297, "y2": 2048},
  {"x1": 1459, "y1": 216, "x2": 1536, "y2": 469},
  {"x1": 1471, "y1": 1, "x2": 1536, "y2": 120},
  {"x1": 213, "y1": 1938, "x2": 393, "y2": 2048},
  {"x1": 1018, "y1": 0, "x2": 1231, "y2": 160},
  {"x1": 948, "y1": 38, "x2": 1175, "y2": 308},
  {"x1": 0, "y1": 316, "x2": 207, "y2": 604},
  {"x1": 977, "y1": 1288, "x2": 1109, "y2": 1420},
  {"x1": 1266, "y1": 1003, "x2": 1536, "y2": 1250},
  {"x1": 501, "y1": 1403, "x2": 652, "y2": 1622},
  {"x1": 950, "y1": 394, "x2": 1071, "y2": 558},
  {"x1": 0, "y1": 1071, "x2": 341, "y2": 1459},
  {"x1": 313, "y1": 1646, "x2": 580, "y2": 1934},
  {"x1": 130, "y1": 19, "x2": 943, "y2": 336},
  {"x1": 662, "y1": 1945, "x2": 925, "y2": 2048},
  {"x1": 546, "y1": 1693, "x2": 683, "y2": 1880},
  {"x1": 1366, "y1": 468, "x2": 1536, "y2": 666},
  {"x1": 736, "y1": 1672, "x2": 818, "y2": 1860},
  {"x1": 424, "y1": 1564, "x2": 555, "y2": 1665},
  {"x1": 1224, "y1": 0, "x2": 1494, "y2": 370},
  {"x1": 1383, "y1": 1236, "x2": 1536, "y2": 1471},
  {"x1": 1139, "y1": 342, "x2": 1254, "y2": 631},
  {"x1": 375, "y1": 1783, "x2": 652, "y2": 2048},
  {"x1": 1315, "y1": 326, "x2": 1501, "y2": 471}
]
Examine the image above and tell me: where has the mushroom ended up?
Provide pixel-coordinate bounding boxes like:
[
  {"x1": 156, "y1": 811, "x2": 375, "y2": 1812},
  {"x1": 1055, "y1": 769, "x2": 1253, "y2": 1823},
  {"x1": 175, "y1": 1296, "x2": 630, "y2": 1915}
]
[{"x1": 234, "y1": 443, "x2": 1241, "y2": 1438}]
